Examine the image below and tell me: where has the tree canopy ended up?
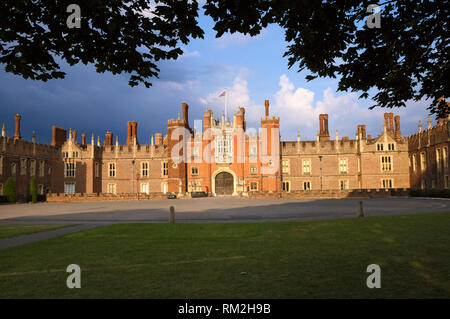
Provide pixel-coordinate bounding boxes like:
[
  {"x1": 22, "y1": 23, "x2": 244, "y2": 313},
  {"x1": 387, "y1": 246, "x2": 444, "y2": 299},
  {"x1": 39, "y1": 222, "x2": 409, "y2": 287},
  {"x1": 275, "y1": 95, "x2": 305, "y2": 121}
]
[{"x1": 0, "y1": 0, "x2": 448, "y2": 115}]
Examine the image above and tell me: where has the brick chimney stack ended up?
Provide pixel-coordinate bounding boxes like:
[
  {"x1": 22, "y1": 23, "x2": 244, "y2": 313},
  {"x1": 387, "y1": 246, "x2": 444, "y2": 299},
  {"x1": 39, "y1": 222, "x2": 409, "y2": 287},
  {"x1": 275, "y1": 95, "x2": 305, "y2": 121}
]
[
  {"x1": 51, "y1": 126, "x2": 67, "y2": 147},
  {"x1": 265, "y1": 100, "x2": 270, "y2": 118},
  {"x1": 126, "y1": 121, "x2": 138, "y2": 146},
  {"x1": 72, "y1": 130, "x2": 77, "y2": 143},
  {"x1": 13, "y1": 114, "x2": 22, "y2": 140},
  {"x1": 394, "y1": 115, "x2": 401, "y2": 139},
  {"x1": 82, "y1": 133, "x2": 86, "y2": 145},
  {"x1": 105, "y1": 132, "x2": 113, "y2": 146},
  {"x1": 319, "y1": 114, "x2": 330, "y2": 141},
  {"x1": 182, "y1": 102, "x2": 189, "y2": 127},
  {"x1": 357, "y1": 125, "x2": 367, "y2": 139},
  {"x1": 155, "y1": 133, "x2": 163, "y2": 146}
]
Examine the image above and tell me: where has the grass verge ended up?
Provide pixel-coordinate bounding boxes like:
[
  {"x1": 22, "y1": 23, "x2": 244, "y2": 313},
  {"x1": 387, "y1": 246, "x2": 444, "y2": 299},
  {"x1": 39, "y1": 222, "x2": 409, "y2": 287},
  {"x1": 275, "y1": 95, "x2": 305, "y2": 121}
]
[{"x1": 0, "y1": 213, "x2": 449, "y2": 298}]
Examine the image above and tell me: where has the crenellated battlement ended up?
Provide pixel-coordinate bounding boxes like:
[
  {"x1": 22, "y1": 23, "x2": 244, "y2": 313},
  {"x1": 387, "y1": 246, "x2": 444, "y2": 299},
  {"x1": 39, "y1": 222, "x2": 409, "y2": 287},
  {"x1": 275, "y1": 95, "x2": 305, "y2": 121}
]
[{"x1": 0, "y1": 136, "x2": 59, "y2": 156}]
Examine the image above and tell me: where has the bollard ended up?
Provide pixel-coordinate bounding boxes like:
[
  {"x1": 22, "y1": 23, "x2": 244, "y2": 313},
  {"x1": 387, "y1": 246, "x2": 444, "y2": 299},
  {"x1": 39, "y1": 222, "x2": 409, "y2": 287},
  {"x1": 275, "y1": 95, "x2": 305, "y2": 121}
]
[
  {"x1": 357, "y1": 201, "x2": 364, "y2": 217},
  {"x1": 169, "y1": 206, "x2": 175, "y2": 224}
]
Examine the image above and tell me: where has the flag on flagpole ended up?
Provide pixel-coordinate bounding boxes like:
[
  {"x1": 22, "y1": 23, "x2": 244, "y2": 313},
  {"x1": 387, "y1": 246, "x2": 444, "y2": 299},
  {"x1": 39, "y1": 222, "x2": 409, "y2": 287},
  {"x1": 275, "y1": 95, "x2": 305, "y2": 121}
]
[{"x1": 219, "y1": 91, "x2": 226, "y2": 97}]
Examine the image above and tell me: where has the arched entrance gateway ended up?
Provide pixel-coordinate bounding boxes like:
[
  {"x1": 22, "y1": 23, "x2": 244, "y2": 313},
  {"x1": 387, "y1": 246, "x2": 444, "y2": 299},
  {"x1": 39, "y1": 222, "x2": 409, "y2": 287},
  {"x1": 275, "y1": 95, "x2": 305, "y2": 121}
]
[{"x1": 214, "y1": 172, "x2": 234, "y2": 195}]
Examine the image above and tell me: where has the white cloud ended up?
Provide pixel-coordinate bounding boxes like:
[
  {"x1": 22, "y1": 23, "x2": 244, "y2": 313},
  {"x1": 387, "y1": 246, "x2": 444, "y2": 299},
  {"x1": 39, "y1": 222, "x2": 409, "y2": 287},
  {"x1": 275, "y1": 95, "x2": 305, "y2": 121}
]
[
  {"x1": 212, "y1": 30, "x2": 267, "y2": 50},
  {"x1": 179, "y1": 46, "x2": 200, "y2": 58},
  {"x1": 199, "y1": 69, "x2": 252, "y2": 117},
  {"x1": 199, "y1": 72, "x2": 431, "y2": 140}
]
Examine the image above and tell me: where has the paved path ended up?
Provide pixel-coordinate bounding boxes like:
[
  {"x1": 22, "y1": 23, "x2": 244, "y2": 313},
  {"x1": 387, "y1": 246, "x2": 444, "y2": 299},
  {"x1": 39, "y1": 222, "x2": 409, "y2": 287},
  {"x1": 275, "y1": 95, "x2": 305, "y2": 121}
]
[
  {"x1": 0, "y1": 224, "x2": 107, "y2": 251},
  {"x1": 0, "y1": 197, "x2": 449, "y2": 250}
]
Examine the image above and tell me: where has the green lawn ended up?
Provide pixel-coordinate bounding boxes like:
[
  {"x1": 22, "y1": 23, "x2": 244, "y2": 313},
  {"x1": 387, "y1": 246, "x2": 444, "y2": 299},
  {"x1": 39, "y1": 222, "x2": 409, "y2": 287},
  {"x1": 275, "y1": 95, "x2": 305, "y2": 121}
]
[
  {"x1": 0, "y1": 213, "x2": 450, "y2": 298},
  {"x1": 0, "y1": 225, "x2": 74, "y2": 239}
]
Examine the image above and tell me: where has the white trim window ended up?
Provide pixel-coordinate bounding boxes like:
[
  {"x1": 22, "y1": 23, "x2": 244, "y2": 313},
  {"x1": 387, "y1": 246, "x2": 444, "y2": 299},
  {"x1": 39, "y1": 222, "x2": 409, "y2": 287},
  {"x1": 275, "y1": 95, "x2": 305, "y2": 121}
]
[
  {"x1": 64, "y1": 183, "x2": 75, "y2": 195},
  {"x1": 420, "y1": 152, "x2": 426, "y2": 171},
  {"x1": 65, "y1": 162, "x2": 76, "y2": 178},
  {"x1": 20, "y1": 158, "x2": 27, "y2": 175},
  {"x1": 141, "y1": 162, "x2": 149, "y2": 178},
  {"x1": 444, "y1": 147, "x2": 448, "y2": 169},
  {"x1": 140, "y1": 183, "x2": 149, "y2": 194},
  {"x1": 109, "y1": 163, "x2": 116, "y2": 178},
  {"x1": 215, "y1": 134, "x2": 233, "y2": 163},
  {"x1": 30, "y1": 160, "x2": 36, "y2": 177},
  {"x1": 303, "y1": 181, "x2": 311, "y2": 190},
  {"x1": 95, "y1": 162, "x2": 100, "y2": 178},
  {"x1": 39, "y1": 161, "x2": 45, "y2": 177},
  {"x1": 381, "y1": 156, "x2": 392, "y2": 172},
  {"x1": 250, "y1": 182, "x2": 258, "y2": 191},
  {"x1": 282, "y1": 160, "x2": 290, "y2": 174},
  {"x1": 339, "y1": 159, "x2": 348, "y2": 173},
  {"x1": 339, "y1": 180, "x2": 349, "y2": 190},
  {"x1": 107, "y1": 183, "x2": 117, "y2": 195},
  {"x1": 302, "y1": 159, "x2": 311, "y2": 174},
  {"x1": 162, "y1": 161, "x2": 169, "y2": 177},
  {"x1": 382, "y1": 179, "x2": 393, "y2": 189},
  {"x1": 282, "y1": 181, "x2": 290, "y2": 192}
]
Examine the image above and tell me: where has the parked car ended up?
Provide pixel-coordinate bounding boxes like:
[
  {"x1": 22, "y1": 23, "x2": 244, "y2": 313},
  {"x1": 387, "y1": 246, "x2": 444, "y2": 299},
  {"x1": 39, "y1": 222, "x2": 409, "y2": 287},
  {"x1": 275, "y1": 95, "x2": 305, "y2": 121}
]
[{"x1": 167, "y1": 194, "x2": 177, "y2": 199}]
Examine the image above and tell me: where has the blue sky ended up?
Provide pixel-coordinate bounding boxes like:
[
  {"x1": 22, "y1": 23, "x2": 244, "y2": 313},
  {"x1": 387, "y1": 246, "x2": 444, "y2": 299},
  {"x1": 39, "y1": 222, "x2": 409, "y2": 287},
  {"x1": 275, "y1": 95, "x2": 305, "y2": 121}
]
[{"x1": 0, "y1": 8, "x2": 433, "y2": 145}]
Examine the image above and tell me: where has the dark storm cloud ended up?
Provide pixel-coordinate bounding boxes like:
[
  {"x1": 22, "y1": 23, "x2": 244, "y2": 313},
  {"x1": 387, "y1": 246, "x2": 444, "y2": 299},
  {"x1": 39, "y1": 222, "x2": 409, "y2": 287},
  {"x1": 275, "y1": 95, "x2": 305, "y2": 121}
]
[{"x1": 0, "y1": 56, "x2": 209, "y2": 145}]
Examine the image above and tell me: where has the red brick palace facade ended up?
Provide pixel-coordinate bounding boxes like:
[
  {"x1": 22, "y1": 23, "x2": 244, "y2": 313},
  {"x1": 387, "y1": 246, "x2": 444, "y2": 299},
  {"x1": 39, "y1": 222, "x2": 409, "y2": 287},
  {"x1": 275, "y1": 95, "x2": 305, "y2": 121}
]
[{"x1": 0, "y1": 100, "x2": 449, "y2": 201}]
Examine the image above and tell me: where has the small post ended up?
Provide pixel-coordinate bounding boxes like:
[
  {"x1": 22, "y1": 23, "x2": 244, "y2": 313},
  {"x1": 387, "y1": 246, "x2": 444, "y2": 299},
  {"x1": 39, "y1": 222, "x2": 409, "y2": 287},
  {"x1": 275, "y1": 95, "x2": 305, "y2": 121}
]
[
  {"x1": 169, "y1": 206, "x2": 175, "y2": 224},
  {"x1": 358, "y1": 201, "x2": 364, "y2": 217}
]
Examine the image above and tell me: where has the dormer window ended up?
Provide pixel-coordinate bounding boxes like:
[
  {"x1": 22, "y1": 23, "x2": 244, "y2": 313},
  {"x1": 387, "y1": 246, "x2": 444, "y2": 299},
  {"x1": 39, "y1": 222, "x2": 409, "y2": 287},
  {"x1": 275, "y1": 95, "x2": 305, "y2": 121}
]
[
  {"x1": 377, "y1": 143, "x2": 384, "y2": 151},
  {"x1": 388, "y1": 143, "x2": 395, "y2": 151}
]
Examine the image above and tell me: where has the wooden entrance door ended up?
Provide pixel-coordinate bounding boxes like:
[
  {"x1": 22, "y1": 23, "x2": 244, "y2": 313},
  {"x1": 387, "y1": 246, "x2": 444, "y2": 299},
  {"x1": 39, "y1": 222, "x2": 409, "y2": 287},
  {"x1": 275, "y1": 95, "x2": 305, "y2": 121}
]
[{"x1": 215, "y1": 172, "x2": 234, "y2": 195}]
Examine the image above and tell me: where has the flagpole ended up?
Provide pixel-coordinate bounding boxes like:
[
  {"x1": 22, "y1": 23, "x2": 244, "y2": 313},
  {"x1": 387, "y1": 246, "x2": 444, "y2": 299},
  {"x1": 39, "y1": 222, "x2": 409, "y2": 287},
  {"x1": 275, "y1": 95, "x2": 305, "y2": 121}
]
[{"x1": 224, "y1": 91, "x2": 228, "y2": 122}]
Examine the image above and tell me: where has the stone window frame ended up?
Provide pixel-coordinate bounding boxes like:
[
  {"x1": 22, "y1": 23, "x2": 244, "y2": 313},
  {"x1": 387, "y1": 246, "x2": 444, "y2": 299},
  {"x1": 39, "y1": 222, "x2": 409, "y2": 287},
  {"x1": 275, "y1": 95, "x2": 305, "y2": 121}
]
[
  {"x1": 381, "y1": 178, "x2": 393, "y2": 189},
  {"x1": 107, "y1": 183, "x2": 117, "y2": 195},
  {"x1": 303, "y1": 181, "x2": 312, "y2": 191},
  {"x1": 339, "y1": 158, "x2": 348, "y2": 174},
  {"x1": 140, "y1": 182, "x2": 149, "y2": 194},
  {"x1": 420, "y1": 152, "x2": 427, "y2": 172},
  {"x1": 30, "y1": 159, "x2": 36, "y2": 177},
  {"x1": 141, "y1": 161, "x2": 149, "y2": 178},
  {"x1": 444, "y1": 147, "x2": 448, "y2": 169},
  {"x1": 376, "y1": 143, "x2": 384, "y2": 151},
  {"x1": 95, "y1": 162, "x2": 100, "y2": 178},
  {"x1": 302, "y1": 159, "x2": 311, "y2": 175},
  {"x1": 39, "y1": 161, "x2": 45, "y2": 177},
  {"x1": 339, "y1": 179, "x2": 349, "y2": 190},
  {"x1": 380, "y1": 155, "x2": 393, "y2": 172},
  {"x1": 162, "y1": 161, "x2": 169, "y2": 177},
  {"x1": 20, "y1": 158, "x2": 27, "y2": 176},
  {"x1": 250, "y1": 165, "x2": 258, "y2": 175},
  {"x1": 191, "y1": 166, "x2": 199, "y2": 176},
  {"x1": 250, "y1": 181, "x2": 258, "y2": 191},
  {"x1": 282, "y1": 181, "x2": 290, "y2": 192},
  {"x1": 282, "y1": 159, "x2": 290, "y2": 174},
  {"x1": 64, "y1": 162, "x2": 76, "y2": 178},
  {"x1": 108, "y1": 162, "x2": 116, "y2": 178}
]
